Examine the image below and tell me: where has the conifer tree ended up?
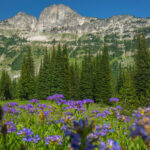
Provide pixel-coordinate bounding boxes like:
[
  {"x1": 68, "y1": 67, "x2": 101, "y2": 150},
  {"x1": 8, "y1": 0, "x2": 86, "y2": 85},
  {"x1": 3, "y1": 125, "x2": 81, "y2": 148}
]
[
  {"x1": 0, "y1": 70, "x2": 12, "y2": 100},
  {"x1": 119, "y1": 69, "x2": 137, "y2": 114},
  {"x1": 37, "y1": 50, "x2": 50, "y2": 99},
  {"x1": 62, "y1": 45, "x2": 71, "y2": 99},
  {"x1": 93, "y1": 53, "x2": 102, "y2": 102},
  {"x1": 74, "y1": 60, "x2": 80, "y2": 100},
  {"x1": 12, "y1": 79, "x2": 18, "y2": 99},
  {"x1": 134, "y1": 34, "x2": 150, "y2": 99},
  {"x1": 117, "y1": 63, "x2": 125, "y2": 94},
  {"x1": 18, "y1": 47, "x2": 35, "y2": 100},
  {"x1": 49, "y1": 46, "x2": 57, "y2": 95},
  {"x1": 55, "y1": 44, "x2": 64, "y2": 94},
  {"x1": 79, "y1": 52, "x2": 93, "y2": 99},
  {"x1": 70, "y1": 64, "x2": 76, "y2": 100},
  {"x1": 100, "y1": 45, "x2": 112, "y2": 103}
]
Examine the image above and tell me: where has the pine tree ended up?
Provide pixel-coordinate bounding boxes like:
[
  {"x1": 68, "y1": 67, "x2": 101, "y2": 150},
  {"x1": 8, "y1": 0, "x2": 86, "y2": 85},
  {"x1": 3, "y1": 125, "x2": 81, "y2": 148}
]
[
  {"x1": 100, "y1": 45, "x2": 112, "y2": 103},
  {"x1": 0, "y1": 70, "x2": 12, "y2": 100},
  {"x1": 37, "y1": 50, "x2": 50, "y2": 99},
  {"x1": 134, "y1": 34, "x2": 150, "y2": 100},
  {"x1": 18, "y1": 47, "x2": 35, "y2": 100}
]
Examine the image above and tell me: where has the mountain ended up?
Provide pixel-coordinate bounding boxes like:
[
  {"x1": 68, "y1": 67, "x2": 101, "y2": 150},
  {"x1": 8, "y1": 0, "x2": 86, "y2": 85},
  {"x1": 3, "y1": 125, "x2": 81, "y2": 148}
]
[{"x1": 0, "y1": 4, "x2": 150, "y2": 78}]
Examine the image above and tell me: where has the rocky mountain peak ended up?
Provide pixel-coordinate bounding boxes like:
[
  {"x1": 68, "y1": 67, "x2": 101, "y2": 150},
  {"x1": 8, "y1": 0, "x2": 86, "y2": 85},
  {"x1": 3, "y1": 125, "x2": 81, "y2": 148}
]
[
  {"x1": 35, "y1": 4, "x2": 85, "y2": 32},
  {"x1": 6, "y1": 12, "x2": 37, "y2": 30}
]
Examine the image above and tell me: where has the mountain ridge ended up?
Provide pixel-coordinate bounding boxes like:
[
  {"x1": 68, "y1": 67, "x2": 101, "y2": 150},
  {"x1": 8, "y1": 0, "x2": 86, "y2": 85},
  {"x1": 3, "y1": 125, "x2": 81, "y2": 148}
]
[{"x1": 0, "y1": 4, "x2": 150, "y2": 78}]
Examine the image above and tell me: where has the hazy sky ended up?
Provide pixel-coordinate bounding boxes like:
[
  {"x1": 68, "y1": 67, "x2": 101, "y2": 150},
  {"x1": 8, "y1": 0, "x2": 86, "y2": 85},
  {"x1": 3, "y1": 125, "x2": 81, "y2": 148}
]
[{"x1": 0, "y1": 0, "x2": 150, "y2": 20}]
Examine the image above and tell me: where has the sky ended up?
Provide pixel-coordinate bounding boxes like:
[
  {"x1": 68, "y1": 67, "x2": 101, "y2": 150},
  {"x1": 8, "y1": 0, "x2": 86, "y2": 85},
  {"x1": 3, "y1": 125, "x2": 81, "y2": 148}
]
[{"x1": 0, "y1": 0, "x2": 150, "y2": 20}]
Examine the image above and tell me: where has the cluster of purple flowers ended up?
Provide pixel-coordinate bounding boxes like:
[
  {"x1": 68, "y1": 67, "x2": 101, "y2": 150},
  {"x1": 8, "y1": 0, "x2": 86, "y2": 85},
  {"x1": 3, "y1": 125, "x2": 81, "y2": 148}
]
[
  {"x1": 95, "y1": 123, "x2": 114, "y2": 136},
  {"x1": 5, "y1": 102, "x2": 18, "y2": 108},
  {"x1": 99, "y1": 139, "x2": 122, "y2": 150},
  {"x1": 64, "y1": 99, "x2": 93, "y2": 112},
  {"x1": 95, "y1": 109, "x2": 111, "y2": 118},
  {"x1": 109, "y1": 98, "x2": 119, "y2": 102},
  {"x1": 47, "y1": 94, "x2": 64, "y2": 101},
  {"x1": 37, "y1": 104, "x2": 47, "y2": 110},
  {"x1": 45, "y1": 135, "x2": 62, "y2": 145},
  {"x1": 5, "y1": 121, "x2": 17, "y2": 133},
  {"x1": 130, "y1": 107, "x2": 150, "y2": 145},
  {"x1": 17, "y1": 127, "x2": 41, "y2": 143},
  {"x1": 2, "y1": 106, "x2": 19, "y2": 115},
  {"x1": 29, "y1": 99, "x2": 39, "y2": 104},
  {"x1": 64, "y1": 119, "x2": 98, "y2": 150}
]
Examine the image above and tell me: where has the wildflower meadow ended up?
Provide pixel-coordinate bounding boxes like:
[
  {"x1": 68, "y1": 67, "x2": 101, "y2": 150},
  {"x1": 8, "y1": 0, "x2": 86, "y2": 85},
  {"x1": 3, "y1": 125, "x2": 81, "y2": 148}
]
[{"x1": 0, "y1": 94, "x2": 149, "y2": 150}]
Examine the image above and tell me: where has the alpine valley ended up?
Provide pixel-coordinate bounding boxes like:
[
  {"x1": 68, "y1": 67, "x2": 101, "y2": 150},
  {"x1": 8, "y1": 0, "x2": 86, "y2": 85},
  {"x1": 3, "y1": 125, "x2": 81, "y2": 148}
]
[{"x1": 0, "y1": 4, "x2": 150, "y2": 78}]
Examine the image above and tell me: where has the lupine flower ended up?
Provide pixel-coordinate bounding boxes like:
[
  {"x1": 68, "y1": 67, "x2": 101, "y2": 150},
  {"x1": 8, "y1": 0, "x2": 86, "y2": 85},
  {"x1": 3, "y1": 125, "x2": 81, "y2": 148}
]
[{"x1": 45, "y1": 135, "x2": 62, "y2": 145}]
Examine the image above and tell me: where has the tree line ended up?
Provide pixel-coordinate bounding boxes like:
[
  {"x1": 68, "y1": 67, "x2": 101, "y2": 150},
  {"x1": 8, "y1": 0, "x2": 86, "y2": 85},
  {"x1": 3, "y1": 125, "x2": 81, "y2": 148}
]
[{"x1": 0, "y1": 34, "x2": 150, "y2": 107}]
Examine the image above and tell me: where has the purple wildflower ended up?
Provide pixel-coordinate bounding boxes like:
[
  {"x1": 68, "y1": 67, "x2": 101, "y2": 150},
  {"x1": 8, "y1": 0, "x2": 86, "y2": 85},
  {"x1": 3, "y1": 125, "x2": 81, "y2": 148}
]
[
  {"x1": 47, "y1": 94, "x2": 64, "y2": 101},
  {"x1": 5, "y1": 102, "x2": 18, "y2": 108},
  {"x1": 45, "y1": 135, "x2": 62, "y2": 145},
  {"x1": 37, "y1": 104, "x2": 47, "y2": 110},
  {"x1": 109, "y1": 98, "x2": 119, "y2": 102},
  {"x1": 29, "y1": 99, "x2": 39, "y2": 104}
]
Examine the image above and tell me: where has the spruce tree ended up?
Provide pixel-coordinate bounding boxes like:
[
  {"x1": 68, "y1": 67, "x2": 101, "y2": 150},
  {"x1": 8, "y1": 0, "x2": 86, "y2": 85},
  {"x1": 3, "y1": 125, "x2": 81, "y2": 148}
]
[
  {"x1": 12, "y1": 79, "x2": 18, "y2": 99},
  {"x1": 100, "y1": 45, "x2": 112, "y2": 103},
  {"x1": 37, "y1": 50, "x2": 50, "y2": 99},
  {"x1": 70, "y1": 64, "x2": 76, "y2": 100},
  {"x1": 62, "y1": 45, "x2": 70, "y2": 99},
  {"x1": 119, "y1": 69, "x2": 137, "y2": 114},
  {"x1": 18, "y1": 47, "x2": 35, "y2": 100},
  {"x1": 134, "y1": 34, "x2": 150, "y2": 100},
  {"x1": 49, "y1": 46, "x2": 57, "y2": 95},
  {"x1": 79, "y1": 52, "x2": 93, "y2": 99},
  {"x1": 0, "y1": 70, "x2": 12, "y2": 100},
  {"x1": 74, "y1": 60, "x2": 80, "y2": 100},
  {"x1": 93, "y1": 53, "x2": 102, "y2": 102},
  {"x1": 55, "y1": 44, "x2": 64, "y2": 94},
  {"x1": 117, "y1": 63, "x2": 125, "y2": 94}
]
